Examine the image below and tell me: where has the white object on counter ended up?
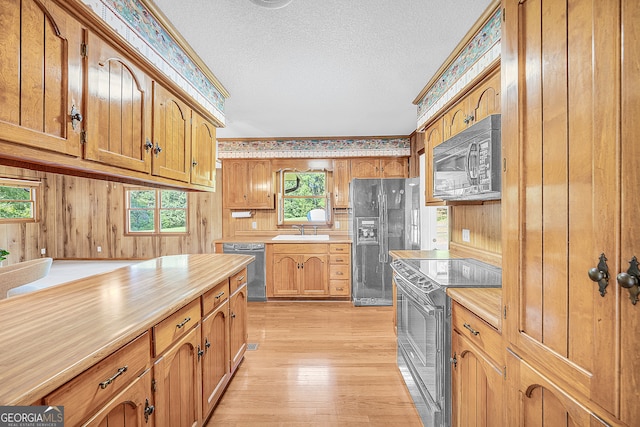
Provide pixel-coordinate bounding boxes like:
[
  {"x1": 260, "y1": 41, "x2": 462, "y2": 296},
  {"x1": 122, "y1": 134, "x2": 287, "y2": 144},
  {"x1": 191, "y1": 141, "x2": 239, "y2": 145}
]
[{"x1": 7, "y1": 260, "x2": 140, "y2": 297}]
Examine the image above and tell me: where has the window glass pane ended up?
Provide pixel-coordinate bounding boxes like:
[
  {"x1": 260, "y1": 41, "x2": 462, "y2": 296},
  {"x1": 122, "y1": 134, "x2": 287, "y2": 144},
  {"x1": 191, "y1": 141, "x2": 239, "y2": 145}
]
[
  {"x1": 129, "y1": 210, "x2": 155, "y2": 232},
  {"x1": 284, "y1": 198, "x2": 326, "y2": 222},
  {"x1": 0, "y1": 186, "x2": 31, "y2": 201},
  {"x1": 160, "y1": 209, "x2": 186, "y2": 232},
  {"x1": 161, "y1": 190, "x2": 187, "y2": 208},
  {"x1": 130, "y1": 190, "x2": 155, "y2": 208},
  {"x1": 0, "y1": 201, "x2": 33, "y2": 219},
  {"x1": 283, "y1": 172, "x2": 325, "y2": 196}
]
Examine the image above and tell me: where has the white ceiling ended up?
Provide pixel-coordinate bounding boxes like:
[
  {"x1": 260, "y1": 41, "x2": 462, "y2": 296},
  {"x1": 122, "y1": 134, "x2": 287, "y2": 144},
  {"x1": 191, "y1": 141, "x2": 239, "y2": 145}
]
[{"x1": 152, "y1": 0, "x2": 492, "y2": 139}]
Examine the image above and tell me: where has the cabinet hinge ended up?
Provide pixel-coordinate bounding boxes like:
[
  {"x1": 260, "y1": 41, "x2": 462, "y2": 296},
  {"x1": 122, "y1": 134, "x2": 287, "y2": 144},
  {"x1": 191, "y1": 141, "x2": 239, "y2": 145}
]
[
  {"x1": 151, "y1": 378, "x2": 157, "y2": 393},
  {"x1": 503, "y1": 305, "x2": 507, "y2": 319},
  {"x1": 450, "y1": 353, "x2": 457, "y2": 369},
  {"x1": 80, "y1": 42, "x2": 87, "y2": 58},
  {"x1": 503, "y1": 366, "x2": 507, "y2": 380},
  {"x1": 80, "y1": 130, "x2": 87, "y2": 144},
  {"x1": 502, "y1": 7, "x2": 506, "y2": 21}
]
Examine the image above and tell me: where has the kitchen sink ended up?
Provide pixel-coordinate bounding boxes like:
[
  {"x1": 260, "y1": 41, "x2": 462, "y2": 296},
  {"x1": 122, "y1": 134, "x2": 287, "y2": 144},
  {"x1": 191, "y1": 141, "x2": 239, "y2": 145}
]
[{"x1": 272, "y1": 234, "x2": 330, "y2": 241}]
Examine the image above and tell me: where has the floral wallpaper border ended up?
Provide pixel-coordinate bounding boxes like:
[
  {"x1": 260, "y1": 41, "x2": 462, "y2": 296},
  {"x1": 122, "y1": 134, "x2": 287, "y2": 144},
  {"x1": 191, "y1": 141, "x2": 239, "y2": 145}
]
[
  {"x1": 218, "y1": 138, "x2": 411, "y2": 159},
  {"x1": 81, "y1": 0, "x2": 226, "y2": 125},
  {"x1": 416, "y1": 8, "x2": 501, "y2": 130}
]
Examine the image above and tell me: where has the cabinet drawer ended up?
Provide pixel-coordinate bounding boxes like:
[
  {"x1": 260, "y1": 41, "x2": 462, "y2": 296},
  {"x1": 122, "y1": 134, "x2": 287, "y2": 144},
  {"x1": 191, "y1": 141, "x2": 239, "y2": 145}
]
[
  {"x1": 153, "y1": 298, "x2": 201, "y2": 356},
  {"x1": 330, "y1": 280, "x2": 350, "y2": 296},
  {"x1": 330, "y1": 254, "x2": 349, "y2": 264},
  {"x1": 44, "y1": 332, "x2": 150, "y2": 427},
  {"x1": 329, "y1": 264, "x2": 350, "y2": 280},
  {"x1": 452, "y1": 302, "x2": 503, "y2": 365},
  {"x1": 329, "y1": 244, "x2": 350, "y2": 254},
  {"x1": 230, "y1": 268, "x2": 247, "y2": 294},
  {"x1": 202, "y1": 279, "x2": 230, "y2": 315},
  {"x1": 272, "y1": 243, "x2": 328, "y2": 254}
]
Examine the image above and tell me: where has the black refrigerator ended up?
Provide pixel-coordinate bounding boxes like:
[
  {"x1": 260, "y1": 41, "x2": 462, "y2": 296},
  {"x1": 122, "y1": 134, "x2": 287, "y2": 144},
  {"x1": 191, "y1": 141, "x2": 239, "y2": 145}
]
[{"x1": 350, "y1": 177, "x2": 421, "y2": 306}]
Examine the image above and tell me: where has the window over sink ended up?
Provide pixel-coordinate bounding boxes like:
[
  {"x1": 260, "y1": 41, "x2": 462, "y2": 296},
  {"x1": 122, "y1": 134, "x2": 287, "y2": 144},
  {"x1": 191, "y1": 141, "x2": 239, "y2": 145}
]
[{"x1": 277, "y1": 170, "x2": 332, "y2": 226}]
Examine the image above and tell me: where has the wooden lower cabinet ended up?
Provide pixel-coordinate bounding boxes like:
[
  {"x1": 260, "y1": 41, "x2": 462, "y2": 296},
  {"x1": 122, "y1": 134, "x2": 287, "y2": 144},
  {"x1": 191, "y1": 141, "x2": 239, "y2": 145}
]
[
  {"x1": 450, "y1": 301, "x2": 504, "y2": 427},
  {"x1": 153, "y1": 324, "x2": 202, "y2": 427},
  {"x1": 201, "y1": 299, "x2": 230, "y2": 419},
  {"x1": 272, "y1": 253, "x2": 328, "y2": 296},
  {"x1": 329, "y1": 244, "x2": 351, "y2": 297},
  {"x1": 229, "y1": 284, "x2": 248, "y2": 373},
  {"x1": 84, "y1": 369, "x2": 155, "y2": 427}
]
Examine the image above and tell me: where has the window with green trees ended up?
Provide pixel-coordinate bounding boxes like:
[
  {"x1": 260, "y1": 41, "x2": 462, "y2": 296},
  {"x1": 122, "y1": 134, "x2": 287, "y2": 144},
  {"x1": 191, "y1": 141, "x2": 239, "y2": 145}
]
[
  {"x1": 0, "y1": 180, "x2": 39, "y2": 222},
  {"x1": 126, "y1": 188, "x2": 187, "y2": 234},
  {"x1": 278, "y1": 171, "x2": 330, "y2": 224}
]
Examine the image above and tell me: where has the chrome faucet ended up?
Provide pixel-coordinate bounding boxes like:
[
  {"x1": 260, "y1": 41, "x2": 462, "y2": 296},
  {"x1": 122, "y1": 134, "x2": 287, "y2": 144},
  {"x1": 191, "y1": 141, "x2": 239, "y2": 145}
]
[{"x1": 292, "y1": 225, "x2": 305, "y2": 235}]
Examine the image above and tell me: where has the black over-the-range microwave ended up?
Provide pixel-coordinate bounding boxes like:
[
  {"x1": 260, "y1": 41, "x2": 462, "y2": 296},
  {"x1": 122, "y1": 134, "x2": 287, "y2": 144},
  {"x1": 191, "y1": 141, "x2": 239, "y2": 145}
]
[{"x1": 432, "y1": 114, "x2": 501, "y2": 201}]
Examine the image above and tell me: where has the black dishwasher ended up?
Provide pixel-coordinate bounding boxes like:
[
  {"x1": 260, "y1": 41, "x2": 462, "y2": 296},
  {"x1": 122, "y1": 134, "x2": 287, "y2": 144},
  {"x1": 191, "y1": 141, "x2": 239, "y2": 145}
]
[{"x1": 222, "y1": 243, "x2": 266, "y2": 301}]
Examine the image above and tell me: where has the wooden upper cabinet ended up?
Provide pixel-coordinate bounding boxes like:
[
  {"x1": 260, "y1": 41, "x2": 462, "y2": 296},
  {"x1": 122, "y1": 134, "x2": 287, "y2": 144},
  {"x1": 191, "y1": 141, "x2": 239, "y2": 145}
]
[
  {"x1": 502, "y1": 0, "x2": 639, "y2": 424},
  {"x1": 333, "y1": 159, "x2": 350, "y2": 208},
  {"x1": 0, "y1": 0, "x2": 83, "y2": 156},
  {"x1": 191, "y1": 112, "x2": 217, "y2": 188},
  {"x1": 223, "y1": 159, "x2": 273, "y2": 209},
  {"x1": 152, "y1": 83, "x2": 192, "y2": 182},
  {"x1": 424, "y1": 119, "x2": 444, "y2": 205},
  {"x1": 351, "y1": 158, "x2": 407, "y2": 179},
  {"x1": 84, "y1": 32, "x2": 152, "y2": 173}
]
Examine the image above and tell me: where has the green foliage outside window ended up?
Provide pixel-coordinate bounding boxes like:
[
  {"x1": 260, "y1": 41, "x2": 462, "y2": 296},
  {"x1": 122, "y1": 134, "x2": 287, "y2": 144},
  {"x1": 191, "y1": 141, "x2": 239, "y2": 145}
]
[
  {"x1": 127, "y1": 189, "x2": 187, "y2": 233},
  {"x1": 0, "y1": 185, "x2": 36, "y2": 220},
  {"x1": 281, "y1": 171, "x2": 327, "y2": 222}
]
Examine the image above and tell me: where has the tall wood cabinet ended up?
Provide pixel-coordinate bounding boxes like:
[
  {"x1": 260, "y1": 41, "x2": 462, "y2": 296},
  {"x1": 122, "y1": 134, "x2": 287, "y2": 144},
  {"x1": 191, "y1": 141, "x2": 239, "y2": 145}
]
[
  {"x1": 502, "y1": 0, "x2": 640, "y2": 425},
  {"x1": 0, "y1": 0, "x2": 83, "y2": 157}
]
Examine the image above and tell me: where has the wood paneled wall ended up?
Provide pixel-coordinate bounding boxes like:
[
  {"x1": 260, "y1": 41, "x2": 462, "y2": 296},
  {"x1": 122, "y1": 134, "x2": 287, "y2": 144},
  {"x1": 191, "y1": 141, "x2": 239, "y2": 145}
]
[
  {"x1": 0, "y1": 165, "x2": 222, "y2": 265},
  {"x1": 449, "y1": 202, "x2": 501, "y2": 265}
]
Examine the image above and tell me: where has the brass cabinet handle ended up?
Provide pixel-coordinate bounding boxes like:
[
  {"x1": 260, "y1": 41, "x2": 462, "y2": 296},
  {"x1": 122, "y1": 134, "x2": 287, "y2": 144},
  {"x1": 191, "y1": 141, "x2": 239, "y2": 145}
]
[
  {"x1": 176, "y1": 317, "x2": 191, "y2": 329},
  {"x1": 99, "y1": 366, "x2": 127, "y2": 389},
  {"x1": 617, "y1": 256, "x2": 640, "y2": 305},
  {"x1": 588, "y1": 253, "x2": 610, "y2": 297},
  {"x1": 463, "y1": 323, "x2": 480, "y2": 336}
]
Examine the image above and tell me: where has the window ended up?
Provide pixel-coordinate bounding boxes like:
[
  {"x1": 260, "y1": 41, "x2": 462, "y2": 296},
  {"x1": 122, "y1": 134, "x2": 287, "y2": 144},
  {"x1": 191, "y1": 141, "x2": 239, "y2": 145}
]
[
  {"x1": 125, "y1": 188, "x2": 188, "y2": 234},
  {"x1": 0, "y1": 179, "x2": 39, "y2": 223},
  {"x1": 278, "y1": 170, "x2": 331, "y2": 224}
]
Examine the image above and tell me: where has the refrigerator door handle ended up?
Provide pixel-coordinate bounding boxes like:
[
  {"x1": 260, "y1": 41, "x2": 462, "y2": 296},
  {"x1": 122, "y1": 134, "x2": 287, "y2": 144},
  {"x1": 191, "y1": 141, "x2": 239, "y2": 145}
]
[{"x1": 380, "y1": 193, "x2": 388, "y2": 263}]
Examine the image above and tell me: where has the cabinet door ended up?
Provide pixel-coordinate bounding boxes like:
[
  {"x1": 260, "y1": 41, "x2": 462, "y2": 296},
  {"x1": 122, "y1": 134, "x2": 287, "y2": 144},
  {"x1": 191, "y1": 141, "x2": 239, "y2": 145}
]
[
  {"x1": 273, "y1": 254, "x2": 301, "y2": 296},
  {"x1": 84, "y1": 369, "x2": 154, "y2": 427},
  {"x1": 85, "y1": 32, "x2": 152, "y2": 172},
  {"x1": 0, "y1": 0, "x2": 82, "y2": 156},
  {"x1": 442, "y1": 98, "x2": 470, "y2": 139},
  {"x1": 380, "y1": 158, "x2": 407, "y2": 178},
  {"x1": 470, "y1": 69, "x2": 500, "y2": 123},
  {"x1": 222, "y1": 160, "x2": 248, "y2": 208},
  {"x1": 229, "y1": 285, "x2": 247, "y2": 373},
  {"x1": 451, "y1": 331, "x2": 503, "y2": 427},
  {"x1": 153, "y1": 325, "x2": 201, "y2": 427},
  {"x1": 247, "y1": 160, "x2": 273, "y2": 208},
  {"x1": 333, "y1": 159, "x2": 351, "y2": 208},
  {"x1": 503, "y1": 0, "x2": 632, "y2": 421},
  {"x1": 351, "y1": 158, "x2": 380, "y2": 178},
  {"x1": 300, "y1": 254, "x2": 328, "y2": 296},
  {"x1": 201, "y1": 300, "x2": 229, "y2": 418},
  {"x1": 424, "y1": 119, "x2": 445, "y2": 205},
  {"x1": 191, "y1": 112, "x2": 216, "y2": 188},
  {"x1": 152, "y1": 83, "x2": 192, "y2": 182}
]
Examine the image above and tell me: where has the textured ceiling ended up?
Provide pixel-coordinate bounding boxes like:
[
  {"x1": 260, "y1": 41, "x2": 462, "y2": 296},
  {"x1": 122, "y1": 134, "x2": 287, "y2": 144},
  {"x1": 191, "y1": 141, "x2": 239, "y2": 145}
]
[{"x1": 152, "y1": 0, "x2": 492, "y2": 139}]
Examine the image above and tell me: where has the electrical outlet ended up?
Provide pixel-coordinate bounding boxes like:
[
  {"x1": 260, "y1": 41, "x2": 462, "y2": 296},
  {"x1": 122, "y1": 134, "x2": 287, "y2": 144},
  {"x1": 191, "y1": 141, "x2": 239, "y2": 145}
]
[
  {"x1": 40, "y1": 248, "x2": 46, "y2": 255},
  {"x1": 252, "y1": 221, "x2": 257, "y2": 229},
  {"x1": 97, "y1": 246, "x2": 102, "y2": 253},
  {"x1": 462, "y1": 229, "x2": 470, "y2": 242},
  {"x1": 462, "y1": 265, "x2": 471, "y2": 279},
  {"x1": 335, "y1": 221, "x2": 340, "y2": 229}
]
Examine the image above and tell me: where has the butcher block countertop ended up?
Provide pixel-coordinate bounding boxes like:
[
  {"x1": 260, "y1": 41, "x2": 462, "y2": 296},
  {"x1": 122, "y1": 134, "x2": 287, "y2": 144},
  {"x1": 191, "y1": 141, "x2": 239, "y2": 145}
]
[
  {"x1": 0, "y1": 254, "x2": 253, "y2": 405},
  {"x1": 214, "y1": 234, "x2": 352, "y2": 244}
]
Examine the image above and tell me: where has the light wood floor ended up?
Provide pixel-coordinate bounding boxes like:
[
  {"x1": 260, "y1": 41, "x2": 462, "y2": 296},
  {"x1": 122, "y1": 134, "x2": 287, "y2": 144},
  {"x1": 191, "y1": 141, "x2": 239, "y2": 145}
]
[{"x1": 207, "y1": 301, "x2": 422, "y2": 426}]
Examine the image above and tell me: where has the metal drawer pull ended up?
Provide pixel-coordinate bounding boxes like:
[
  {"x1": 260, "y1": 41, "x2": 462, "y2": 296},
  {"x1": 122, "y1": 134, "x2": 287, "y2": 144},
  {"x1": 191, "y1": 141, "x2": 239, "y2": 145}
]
[
  {"x1": 176, "y1": 317, "x2": 191, "y2": 329},
  {"x1": 99, "y1": 366, "x2": 127, "y2": 389},
  {"x1": 336, "y1": 271, "x2": 343, "y2": 276},
  {"x1": 236, "y1": 275, "x2": 245, "y2": 282},
  {"x1": 215, "y1": 291, "x2": 225, "y2": 299},
  {"x1": 463, "y1": 323, "x2": 480, "y2": 336},
  {"x1": 336, "y1": 258, "x2": 344, "y2": 262}
]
